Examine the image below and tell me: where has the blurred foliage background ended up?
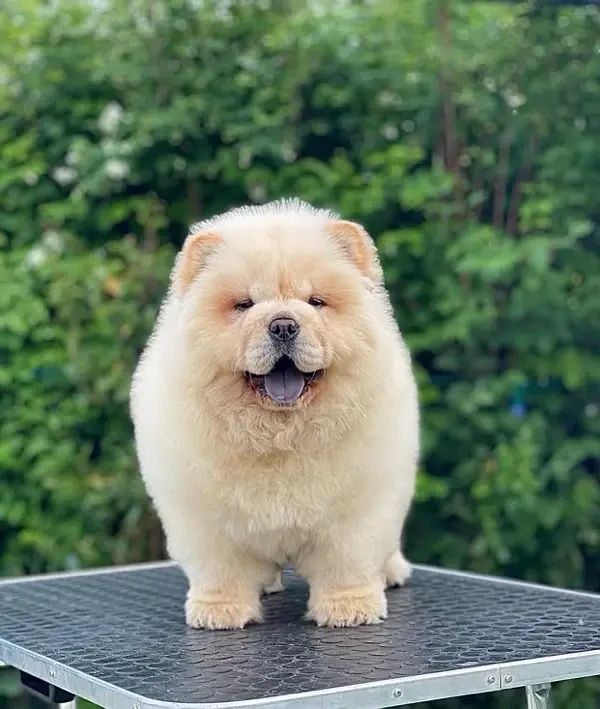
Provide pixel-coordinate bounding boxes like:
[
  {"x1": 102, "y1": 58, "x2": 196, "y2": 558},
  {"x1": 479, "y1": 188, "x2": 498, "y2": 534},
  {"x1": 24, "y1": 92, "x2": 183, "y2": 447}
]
[{"x1": 1, "y1": 0, "x2": 600, "y2": 706}]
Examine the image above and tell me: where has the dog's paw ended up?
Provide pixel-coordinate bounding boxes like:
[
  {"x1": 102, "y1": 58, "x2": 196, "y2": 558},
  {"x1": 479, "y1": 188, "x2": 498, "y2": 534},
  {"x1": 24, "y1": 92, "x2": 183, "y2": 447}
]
[
  {"x1": 263, "y1": 569, "x2": 284, "y2": 595},
  {"x1": 385, "y1": 550, "x2": 412, "y2": 588},
  {"x1": 307, "y1": 586, "x2": 387, "y2": 628},
  {"x1": 185, "y1": 593, "x2": 262, "y2": 630}
]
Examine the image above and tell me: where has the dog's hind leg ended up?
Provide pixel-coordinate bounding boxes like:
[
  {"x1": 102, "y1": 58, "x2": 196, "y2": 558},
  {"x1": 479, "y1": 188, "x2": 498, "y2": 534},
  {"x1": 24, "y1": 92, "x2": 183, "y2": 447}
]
[
  {"x1": 263, "y1": 567, "x2": 284, "y2": 595},
  {"x1": 384, "y1": 549, "x2": 411, "y2": 588}
]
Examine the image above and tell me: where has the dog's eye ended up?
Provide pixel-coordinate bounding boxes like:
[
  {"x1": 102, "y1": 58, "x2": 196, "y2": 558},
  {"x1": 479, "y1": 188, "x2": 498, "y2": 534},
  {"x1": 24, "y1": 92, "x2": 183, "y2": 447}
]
[
  {"x1": 235, "y1": 299, "x2": 254, "y2": 311},
  {"x1": 308, "y1": 297, "x2": 326, "y2": 308}
]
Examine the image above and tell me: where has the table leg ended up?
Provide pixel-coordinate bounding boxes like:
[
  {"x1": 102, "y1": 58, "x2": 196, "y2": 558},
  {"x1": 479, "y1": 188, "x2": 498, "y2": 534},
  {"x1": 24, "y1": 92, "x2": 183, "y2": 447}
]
[
  {"x1": 19, "y1": 670, "x2": 77, "y2": 706},
  {"x1": 526, "y1": 683, "x2": 553, "y2": 709}
]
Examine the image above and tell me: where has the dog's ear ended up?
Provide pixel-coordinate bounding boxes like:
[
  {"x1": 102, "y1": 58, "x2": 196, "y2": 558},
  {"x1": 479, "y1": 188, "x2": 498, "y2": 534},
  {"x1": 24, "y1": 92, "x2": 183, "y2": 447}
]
[
  {"x1": 325, "y1": 220, "x2": 384, "y2": 285},
  {"x1": 172, "y1": 230, "x2": 222, "y2": 298}
]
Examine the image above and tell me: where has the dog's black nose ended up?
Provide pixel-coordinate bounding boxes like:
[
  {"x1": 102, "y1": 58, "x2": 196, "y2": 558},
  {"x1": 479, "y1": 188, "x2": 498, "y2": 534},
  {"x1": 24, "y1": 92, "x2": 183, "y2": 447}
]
[{"x1": 269, "y1": 317, "x2": 299, "y2": 343}]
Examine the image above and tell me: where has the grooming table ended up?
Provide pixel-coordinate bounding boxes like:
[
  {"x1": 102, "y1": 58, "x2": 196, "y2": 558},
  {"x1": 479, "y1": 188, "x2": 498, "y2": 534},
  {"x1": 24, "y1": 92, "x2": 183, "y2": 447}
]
[{"x1": 1, "y1": 563, "x2": 600, "y2": 708}]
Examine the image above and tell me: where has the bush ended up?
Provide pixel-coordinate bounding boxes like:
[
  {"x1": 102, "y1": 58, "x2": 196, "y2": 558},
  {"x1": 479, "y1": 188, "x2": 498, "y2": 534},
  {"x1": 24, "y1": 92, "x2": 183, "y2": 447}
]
[
  {"x1": 1, "y1": 0, "x2": 600, "y2": 706},
  {"x1": 0, "y1": 238, "x2": 172, "y2": 574}
]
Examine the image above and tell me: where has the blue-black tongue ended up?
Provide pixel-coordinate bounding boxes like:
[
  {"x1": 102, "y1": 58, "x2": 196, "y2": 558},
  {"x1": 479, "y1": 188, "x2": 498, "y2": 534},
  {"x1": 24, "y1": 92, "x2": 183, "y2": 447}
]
[{"x1": 264, "y1": 358, "x2": 305, "y2": 403}]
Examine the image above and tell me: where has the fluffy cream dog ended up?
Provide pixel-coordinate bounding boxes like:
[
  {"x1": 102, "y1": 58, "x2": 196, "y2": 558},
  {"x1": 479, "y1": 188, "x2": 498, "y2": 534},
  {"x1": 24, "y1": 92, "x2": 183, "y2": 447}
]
[{"x1": 130, "y1": 199, "x2": 419, "y2": 630}]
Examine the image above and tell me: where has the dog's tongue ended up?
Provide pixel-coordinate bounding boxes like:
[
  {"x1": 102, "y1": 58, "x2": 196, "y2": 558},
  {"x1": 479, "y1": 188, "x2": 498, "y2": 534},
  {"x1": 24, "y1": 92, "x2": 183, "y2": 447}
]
[{"x1": 264, "y1": 361, "x2": 305, "y2": 403}]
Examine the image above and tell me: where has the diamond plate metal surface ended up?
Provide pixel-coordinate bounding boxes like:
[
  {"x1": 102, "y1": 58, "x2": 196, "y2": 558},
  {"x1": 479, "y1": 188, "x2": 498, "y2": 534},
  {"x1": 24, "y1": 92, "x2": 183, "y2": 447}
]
[{"x1": 1, "y1": 566, "x2": 600, "y2": 705}]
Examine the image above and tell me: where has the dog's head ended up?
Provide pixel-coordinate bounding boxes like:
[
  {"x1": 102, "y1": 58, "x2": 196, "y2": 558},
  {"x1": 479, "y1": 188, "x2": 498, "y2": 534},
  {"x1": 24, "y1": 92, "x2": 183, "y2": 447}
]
[{"x1": 172, "y1": 200, "x2": 388, "y2": 415}]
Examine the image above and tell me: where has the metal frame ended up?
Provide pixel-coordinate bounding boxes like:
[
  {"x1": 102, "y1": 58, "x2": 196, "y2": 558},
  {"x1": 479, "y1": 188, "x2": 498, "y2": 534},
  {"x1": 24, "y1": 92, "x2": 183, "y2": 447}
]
[
  {"x1": 526, "y1": 684, "x2": 553, "y2": 709},
  {"x1": 1, "y1": 563, "x2": 599, "y2": 709}
]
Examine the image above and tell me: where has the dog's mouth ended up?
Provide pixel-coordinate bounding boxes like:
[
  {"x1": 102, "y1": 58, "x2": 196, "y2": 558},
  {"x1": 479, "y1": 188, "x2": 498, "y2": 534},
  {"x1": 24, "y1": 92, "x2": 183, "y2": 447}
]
[{"x1": 245, "y1": 357, "x2": 323, "y2": 405}]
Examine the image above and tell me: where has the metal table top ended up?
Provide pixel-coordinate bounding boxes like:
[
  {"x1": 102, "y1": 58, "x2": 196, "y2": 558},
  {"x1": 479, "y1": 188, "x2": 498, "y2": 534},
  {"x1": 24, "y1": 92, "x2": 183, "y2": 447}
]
[{"x1": 1, "y1": 563, "x2": 600, "y2": 709}]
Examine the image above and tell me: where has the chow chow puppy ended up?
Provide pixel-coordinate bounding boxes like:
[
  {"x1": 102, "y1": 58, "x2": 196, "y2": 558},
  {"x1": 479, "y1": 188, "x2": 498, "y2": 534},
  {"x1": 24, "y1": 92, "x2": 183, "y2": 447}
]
[{"x1": 130, "y1": 199, "x2": 419, "y2": 629}]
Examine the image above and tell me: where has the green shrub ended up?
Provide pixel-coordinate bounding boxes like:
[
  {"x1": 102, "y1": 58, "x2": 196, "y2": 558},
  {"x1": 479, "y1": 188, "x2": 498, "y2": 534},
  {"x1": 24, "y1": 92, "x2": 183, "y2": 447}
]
[
  {"x1": 1, "y1": 0, "x2": 600, "y2": 706},
  {"x1": 0, "y1": 239, "x2": 173, "y2": 574}
]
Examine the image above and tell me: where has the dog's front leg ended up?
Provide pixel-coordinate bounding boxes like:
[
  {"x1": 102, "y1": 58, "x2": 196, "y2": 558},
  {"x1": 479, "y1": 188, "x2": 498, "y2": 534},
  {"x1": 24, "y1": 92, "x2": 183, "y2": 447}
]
[
  {"x1": 182, "y1": 550, "x2": 271, "y2": 630},
  {"x1": 162, "y1": 514, "x2": 269, "y2": 630},
  {"x1": 300, "y1": 524, "x2": 395, "y2": 628}
]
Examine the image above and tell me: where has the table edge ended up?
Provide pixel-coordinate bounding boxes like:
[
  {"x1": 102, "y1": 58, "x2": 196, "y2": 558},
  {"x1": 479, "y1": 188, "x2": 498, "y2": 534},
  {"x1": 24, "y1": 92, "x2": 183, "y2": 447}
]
[{"x1": 0, "y1": 560, "x2": 177, "y2": 586}]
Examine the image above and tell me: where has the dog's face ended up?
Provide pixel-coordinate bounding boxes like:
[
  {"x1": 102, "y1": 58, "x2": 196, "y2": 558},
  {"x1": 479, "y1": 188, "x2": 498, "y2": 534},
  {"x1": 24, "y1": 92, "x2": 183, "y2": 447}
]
[{"x1": 173, "y1": 205, "x2": 386, "y2": 413}]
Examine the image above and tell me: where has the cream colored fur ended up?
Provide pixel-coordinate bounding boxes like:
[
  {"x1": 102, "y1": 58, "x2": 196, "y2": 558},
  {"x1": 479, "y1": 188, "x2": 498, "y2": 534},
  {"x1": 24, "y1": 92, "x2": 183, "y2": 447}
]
[{"x1": 130, "y1": 199, "x2": 419, "y2": 629}]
